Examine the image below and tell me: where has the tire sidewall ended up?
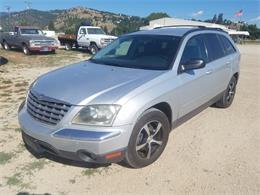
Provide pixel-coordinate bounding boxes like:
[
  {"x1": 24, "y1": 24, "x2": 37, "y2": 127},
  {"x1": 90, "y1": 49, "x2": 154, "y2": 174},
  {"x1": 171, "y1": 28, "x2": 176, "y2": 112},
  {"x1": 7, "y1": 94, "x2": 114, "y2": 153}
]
[
  {"x1": 125, "y1": 108, "x2": 170, "y2": 168},
  {"x1": 222, "y1": 76, "x2": 237, "y2": 107},
  {"x1": 23, "y1": 45, "x2": 30, "y2": 55},
  {"x1": 90, "y1": 44, "x2": 98, "y2": 55},
  {"x1": 4, "y1": 42, "x2": 10, "y2": 50}
]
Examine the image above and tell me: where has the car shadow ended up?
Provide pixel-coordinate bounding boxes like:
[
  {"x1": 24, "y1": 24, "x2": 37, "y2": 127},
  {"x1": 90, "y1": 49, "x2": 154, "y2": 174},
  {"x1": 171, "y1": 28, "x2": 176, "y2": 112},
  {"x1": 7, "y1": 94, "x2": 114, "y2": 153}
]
[
  {"x1": 2, "y1": 48, "x2": 56, "y2": 55},
  {"x1": 17, "y1": 193, "x2": 52, "y2": 195},
  {"x1": 0, "y1": 56, "x2": 8, "y2": 65}
]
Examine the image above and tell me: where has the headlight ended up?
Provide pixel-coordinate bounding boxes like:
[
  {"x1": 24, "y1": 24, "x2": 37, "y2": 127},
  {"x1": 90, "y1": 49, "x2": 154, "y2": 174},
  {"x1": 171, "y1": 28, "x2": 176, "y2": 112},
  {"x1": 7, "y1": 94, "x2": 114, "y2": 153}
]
[
  {"x1": 72, "y1": 105, "x2": 121, "y2": 126},
  {"x1": 54, "y1": 40, "x2": 59, "y2": 46},
  {"x1": 100, "y1": 38, "x2": 106, "y2": 44},
  {"x1": 29, "y1": 40, "x2": 36, "y2": 47}
]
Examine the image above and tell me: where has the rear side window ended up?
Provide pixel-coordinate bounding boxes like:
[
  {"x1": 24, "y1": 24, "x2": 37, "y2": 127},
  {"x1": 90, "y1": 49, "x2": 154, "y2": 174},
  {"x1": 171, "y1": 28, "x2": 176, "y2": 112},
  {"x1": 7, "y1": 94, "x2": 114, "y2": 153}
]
[
  {"x1": 180, "y1": 35, "x2": 208, "y2": 64},
  {"x1": 219, "y1": 35, "x2": 236, "y2": 55},
  {"x1": 204, "y1": 34, "x2": 225, "y2": 61}
]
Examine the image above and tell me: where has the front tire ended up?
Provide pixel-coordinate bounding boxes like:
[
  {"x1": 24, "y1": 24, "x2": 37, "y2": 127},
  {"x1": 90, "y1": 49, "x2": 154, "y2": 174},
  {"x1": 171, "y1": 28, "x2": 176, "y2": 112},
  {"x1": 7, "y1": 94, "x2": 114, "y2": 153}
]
[
  {"x1": 215, "y1": 76, "x2": 237, "y2": 108},
  {"x1": 89, "y1": 43, "x2": 98, "y2": 55},
  {"x1": 22, "y1": 44, "x2": 31, "y2": 55},
  {"x1": 124, "y1": 108, "x2": 170, "y2": 168}
]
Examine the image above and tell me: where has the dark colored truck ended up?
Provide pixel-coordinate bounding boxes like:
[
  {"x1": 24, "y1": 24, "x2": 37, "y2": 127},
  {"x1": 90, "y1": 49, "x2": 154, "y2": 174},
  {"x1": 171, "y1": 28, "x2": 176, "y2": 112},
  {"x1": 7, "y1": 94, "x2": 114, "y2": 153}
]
[{"x1": 0, "y1": 26, "x2": 59, "y2": 55}]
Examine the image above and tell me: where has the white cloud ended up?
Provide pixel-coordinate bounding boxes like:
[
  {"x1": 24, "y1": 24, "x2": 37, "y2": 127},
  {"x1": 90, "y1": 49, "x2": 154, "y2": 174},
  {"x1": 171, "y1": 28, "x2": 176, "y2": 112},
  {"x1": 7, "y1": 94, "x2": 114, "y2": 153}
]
[
  {"x1": 249, "y1": 16, "x2": 260, "y2": 21},
  {"x1": 192, "y1": 10, "x2": 204, "y2": 17}
]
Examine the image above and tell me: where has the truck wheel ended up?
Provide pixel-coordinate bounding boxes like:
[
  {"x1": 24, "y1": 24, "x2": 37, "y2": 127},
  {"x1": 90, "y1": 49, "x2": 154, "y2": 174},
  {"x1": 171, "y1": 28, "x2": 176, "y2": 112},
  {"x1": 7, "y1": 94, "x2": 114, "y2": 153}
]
[
  {"x1": 3, "y1": 42, "x2": 10, "y2": 50},
  {"x1": 215, "y1": 76, "x2": 237, "y2": 108},
  {"x1": 65, "y1": 43, "x2": 72, "y2": 51},
  {"x1": 89, "y1": 43, "x2": 98, "y2": 55},
  {"x1": 124, "y1": 108, "x2": 170, "y2": 168},
  {"x1": 22, "y1": 44, "x2": 31, "y2": 55}
]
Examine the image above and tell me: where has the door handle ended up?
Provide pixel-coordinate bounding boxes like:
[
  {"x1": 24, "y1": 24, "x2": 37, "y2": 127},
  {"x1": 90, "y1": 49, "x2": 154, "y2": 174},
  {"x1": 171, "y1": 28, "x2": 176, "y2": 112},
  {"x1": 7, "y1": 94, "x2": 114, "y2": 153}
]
[{"x1": 205, "y1": 70, "x2": 213, "y2": 75}]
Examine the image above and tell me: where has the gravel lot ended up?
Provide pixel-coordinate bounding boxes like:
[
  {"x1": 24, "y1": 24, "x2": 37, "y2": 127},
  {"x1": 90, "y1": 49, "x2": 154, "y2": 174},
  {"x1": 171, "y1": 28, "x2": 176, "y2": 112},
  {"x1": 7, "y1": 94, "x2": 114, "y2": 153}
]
[{"x1": 0, "y1": 45, "x2": 259, "y2": 195}]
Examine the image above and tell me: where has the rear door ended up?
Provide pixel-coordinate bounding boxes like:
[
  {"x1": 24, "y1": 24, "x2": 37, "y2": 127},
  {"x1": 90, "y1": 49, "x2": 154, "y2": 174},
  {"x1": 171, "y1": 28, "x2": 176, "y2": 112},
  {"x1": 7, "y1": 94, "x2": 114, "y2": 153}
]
[
  {"x1": 203, "y1": 33, "x2": 232, "y2": 96},
  {"x1": 176, "y1": 34, "x2": 215, "y2": 117}
]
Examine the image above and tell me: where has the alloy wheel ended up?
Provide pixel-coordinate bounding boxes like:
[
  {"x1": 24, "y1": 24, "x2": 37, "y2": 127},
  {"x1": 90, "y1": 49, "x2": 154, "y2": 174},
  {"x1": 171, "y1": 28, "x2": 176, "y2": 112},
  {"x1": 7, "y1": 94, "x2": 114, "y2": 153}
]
[
  {"x1": 135, "y1": 121, "x2": 163, "y2": 159},
  {"x1": 226, "y1": 81, "x2": 236, "y2": 102}
]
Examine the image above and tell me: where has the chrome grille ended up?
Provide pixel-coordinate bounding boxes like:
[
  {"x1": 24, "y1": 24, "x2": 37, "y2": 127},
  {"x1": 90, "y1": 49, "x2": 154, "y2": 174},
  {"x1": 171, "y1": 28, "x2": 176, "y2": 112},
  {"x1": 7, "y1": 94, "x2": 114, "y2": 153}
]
[
  {"x1": 33, "y1": 40, "x2": 55, "y2": 46},
  {"x1": 27, "y1": 91, "x2": 71, "y2": 125},
  {"x1": 103, "y1": 39, "x2": 115, "y2": 44}
]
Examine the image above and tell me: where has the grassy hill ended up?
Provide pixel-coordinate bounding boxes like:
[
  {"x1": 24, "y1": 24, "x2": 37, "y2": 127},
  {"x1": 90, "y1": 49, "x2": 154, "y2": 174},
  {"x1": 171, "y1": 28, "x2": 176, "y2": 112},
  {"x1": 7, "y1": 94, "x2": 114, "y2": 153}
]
[{"x1": 0, "y1": 7, "x2": 147, "y2": 35}]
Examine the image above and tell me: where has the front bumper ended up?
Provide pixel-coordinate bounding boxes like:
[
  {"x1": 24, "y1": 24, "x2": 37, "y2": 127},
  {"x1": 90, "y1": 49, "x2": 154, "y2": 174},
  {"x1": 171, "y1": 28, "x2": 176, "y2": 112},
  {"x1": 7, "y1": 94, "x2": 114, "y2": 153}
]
[
  {"x1": 18, "y1": 104, "x2": 132, "y2": 164},
  {"x1": 22, "y1": 131, "x2": 124, "y2": 164}
]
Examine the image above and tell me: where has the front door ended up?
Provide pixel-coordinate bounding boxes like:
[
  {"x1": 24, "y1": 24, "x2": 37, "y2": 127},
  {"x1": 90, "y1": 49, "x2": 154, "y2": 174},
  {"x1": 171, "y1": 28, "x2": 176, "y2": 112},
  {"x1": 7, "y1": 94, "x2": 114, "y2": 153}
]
[
  {"x1": 176, "y1": 34, "x2": 214, "y2": 117},
  {"x1": 77, "y1": 27, "x2": 90, "y2": 47}
]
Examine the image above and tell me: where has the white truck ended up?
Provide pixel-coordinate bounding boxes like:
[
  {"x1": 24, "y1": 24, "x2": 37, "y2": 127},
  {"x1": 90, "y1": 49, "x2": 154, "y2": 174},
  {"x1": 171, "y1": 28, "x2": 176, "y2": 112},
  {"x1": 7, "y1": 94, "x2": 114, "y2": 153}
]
[{"x1": 58, "y1": 26, "x2": 117, "y2": 54}]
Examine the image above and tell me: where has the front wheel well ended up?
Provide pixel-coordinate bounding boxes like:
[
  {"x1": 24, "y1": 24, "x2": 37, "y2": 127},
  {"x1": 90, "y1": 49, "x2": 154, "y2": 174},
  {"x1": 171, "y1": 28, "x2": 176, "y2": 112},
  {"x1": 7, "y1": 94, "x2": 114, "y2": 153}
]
[
  {"x1": 151, "y1": 102, "x2": 172, "y2": 128},
  {"x1": 90, "y1": 41, "x2": 97, "y2": 46},
  {"x1": 233, "y1": 72, "x2": 239, "y2": 81}
]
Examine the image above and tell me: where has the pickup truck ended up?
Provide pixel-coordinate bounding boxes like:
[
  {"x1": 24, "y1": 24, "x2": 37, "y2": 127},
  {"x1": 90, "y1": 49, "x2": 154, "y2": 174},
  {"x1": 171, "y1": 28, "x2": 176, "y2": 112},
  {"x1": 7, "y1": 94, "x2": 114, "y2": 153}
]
[
  {"x1": 58, "y1": 26, "x2": 117, "y2": 54},
  {"x1": 0, "y1": 26, "x2": 59, "y2": 55}
]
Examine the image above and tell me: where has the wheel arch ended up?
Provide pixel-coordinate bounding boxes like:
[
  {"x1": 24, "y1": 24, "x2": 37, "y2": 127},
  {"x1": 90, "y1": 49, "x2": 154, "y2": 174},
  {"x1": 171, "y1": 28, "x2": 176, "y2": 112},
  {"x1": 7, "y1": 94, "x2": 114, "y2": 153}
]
[
  {"x1": 150, "y1": 102, "x2": 172, "y2": 128},
  {"x1": 233, "y1": 72, "x2": 239, "y2": 81}
]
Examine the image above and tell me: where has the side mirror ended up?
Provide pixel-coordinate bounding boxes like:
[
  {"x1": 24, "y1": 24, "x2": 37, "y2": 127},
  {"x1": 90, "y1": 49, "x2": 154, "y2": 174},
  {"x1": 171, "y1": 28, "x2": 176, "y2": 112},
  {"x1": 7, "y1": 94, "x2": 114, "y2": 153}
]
[{"x1": 181, "y1": 58, "x2": 205, "y2": 72}]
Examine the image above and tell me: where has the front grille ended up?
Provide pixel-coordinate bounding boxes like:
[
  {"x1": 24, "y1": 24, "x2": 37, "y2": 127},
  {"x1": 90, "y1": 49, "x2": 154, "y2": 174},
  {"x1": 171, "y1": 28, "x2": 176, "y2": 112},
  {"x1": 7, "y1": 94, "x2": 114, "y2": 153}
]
[
  {"x1": 27, "y1": 91, "x2": 72, "y2": 125},
  {"x1": 103, "y1": 39, "x2": 115, "y2": 44},
  {"x1": 33, "y1": 40, "x2": 55, "y2": 46}
]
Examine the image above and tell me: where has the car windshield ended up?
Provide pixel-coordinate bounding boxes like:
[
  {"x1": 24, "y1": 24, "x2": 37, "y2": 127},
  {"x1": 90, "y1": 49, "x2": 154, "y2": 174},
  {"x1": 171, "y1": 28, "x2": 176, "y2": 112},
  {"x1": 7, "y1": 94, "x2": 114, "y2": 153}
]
[
  {"x1": 87, "y1": 28, "x2": 105, "y2": 35},
  {"x1": 20, "y1": 29, "x2": 43, "y2": 35},
  {"x1": 90, "y1": 35, "x2": 181, "y2": 70}
]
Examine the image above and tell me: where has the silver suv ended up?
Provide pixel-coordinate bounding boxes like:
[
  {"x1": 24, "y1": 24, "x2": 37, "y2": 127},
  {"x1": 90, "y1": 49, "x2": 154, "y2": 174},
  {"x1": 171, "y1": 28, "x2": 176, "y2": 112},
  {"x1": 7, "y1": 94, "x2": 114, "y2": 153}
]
[{"x1": 18, "y1": 26, "x2": 240, "y2": 168}]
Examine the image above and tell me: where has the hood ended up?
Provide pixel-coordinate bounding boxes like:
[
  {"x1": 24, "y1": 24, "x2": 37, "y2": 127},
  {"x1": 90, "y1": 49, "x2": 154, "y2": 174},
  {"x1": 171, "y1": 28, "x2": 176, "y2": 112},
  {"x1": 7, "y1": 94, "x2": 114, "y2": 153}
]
[
  {"x1": 31, "y1": 61, "x2": 165, "y2": 105},
  {"x1": 22, "y1": 35, "x2": 56, "y2": 41},
  {"x1": 89, "y1": 34, "x2": 117, "y2": 39}
]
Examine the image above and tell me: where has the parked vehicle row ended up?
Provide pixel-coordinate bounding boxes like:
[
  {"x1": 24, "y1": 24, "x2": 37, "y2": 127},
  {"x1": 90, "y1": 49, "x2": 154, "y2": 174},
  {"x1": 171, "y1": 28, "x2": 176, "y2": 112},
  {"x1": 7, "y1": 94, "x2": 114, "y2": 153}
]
[
  {"x1": 18, "y1": 26, "x2": 240, "y2": 168},
  {"x1": 0, "y1": 25, "x2": 117, "y2": 55}
]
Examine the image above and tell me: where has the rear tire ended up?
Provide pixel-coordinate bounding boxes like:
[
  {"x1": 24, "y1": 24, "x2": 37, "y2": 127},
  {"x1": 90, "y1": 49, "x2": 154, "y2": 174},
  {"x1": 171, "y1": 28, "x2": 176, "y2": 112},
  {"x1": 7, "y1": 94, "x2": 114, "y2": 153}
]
[
  {"x1": 215, "y1": 76, "x2": 237, "y2": 108},
  {"x1": 65, "y1": 43, "x2": 72, "y2": 51},
  {"x1": 124, "y1": 108, "x2": 170, "y2": 168},
  {"x1": 22, "y1": 44, "x2": 31, "y2": 55},
  {"x1": 89, "y1": 43, "x2": 98, "y2": 55}
]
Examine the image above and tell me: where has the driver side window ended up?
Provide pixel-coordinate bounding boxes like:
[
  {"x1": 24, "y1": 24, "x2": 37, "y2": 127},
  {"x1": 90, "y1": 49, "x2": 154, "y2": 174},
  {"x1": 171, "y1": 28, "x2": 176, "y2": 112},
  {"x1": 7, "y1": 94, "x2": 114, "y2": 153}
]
[
  {"x1": 180, "y1": 35, "x2": 207, "y2": 65},
  {"x1": 79, "y1": 28, "x2": 86, "y2": 35}
]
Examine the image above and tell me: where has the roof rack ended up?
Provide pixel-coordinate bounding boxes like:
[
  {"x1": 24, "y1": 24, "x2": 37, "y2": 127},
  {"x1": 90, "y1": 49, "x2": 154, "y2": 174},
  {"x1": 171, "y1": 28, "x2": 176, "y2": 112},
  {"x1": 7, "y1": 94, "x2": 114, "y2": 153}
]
[
  {"x1": 154, "y1": 25, "x2": 225, "y2": 32},
  {"x1": 154, "y1": 25, "x2": 206, "y2": 29}
]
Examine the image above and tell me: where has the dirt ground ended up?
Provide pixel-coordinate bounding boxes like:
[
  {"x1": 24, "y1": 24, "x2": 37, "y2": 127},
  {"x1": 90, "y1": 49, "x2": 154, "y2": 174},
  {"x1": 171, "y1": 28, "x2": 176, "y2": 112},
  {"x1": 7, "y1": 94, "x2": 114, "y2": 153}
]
[{"x1": 0, "y1": 45, "x2": 259, "y2": 195}]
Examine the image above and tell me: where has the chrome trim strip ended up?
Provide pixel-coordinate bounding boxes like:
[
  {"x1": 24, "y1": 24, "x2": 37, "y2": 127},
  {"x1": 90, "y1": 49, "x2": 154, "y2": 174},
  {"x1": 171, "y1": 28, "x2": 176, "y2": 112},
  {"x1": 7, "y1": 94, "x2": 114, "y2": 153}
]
[{"x1": 52, "y1": 129, "x2": 121, "y2": 141}]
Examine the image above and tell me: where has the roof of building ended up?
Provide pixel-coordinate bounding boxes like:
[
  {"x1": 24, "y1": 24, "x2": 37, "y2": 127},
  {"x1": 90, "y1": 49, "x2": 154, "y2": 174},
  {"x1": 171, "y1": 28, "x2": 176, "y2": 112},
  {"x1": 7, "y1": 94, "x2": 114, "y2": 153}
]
[{"x1": 140, "y1": 17, "x2": 249, "y2": 36}]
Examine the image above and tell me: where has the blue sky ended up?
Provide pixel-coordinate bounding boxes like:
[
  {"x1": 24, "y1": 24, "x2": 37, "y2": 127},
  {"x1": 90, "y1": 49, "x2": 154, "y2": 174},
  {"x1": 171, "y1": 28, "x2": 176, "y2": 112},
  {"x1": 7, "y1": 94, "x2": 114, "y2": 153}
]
[{"x1": 1, "y1": 0, "x2": 260, "y2": 26}]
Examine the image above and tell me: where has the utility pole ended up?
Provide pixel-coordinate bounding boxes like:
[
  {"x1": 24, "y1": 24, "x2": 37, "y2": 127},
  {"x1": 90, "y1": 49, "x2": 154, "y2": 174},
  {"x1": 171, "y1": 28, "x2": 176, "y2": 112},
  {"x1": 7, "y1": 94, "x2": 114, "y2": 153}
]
[{"x1": 5, "y1": 6, "x2": 11, "y2": 31}]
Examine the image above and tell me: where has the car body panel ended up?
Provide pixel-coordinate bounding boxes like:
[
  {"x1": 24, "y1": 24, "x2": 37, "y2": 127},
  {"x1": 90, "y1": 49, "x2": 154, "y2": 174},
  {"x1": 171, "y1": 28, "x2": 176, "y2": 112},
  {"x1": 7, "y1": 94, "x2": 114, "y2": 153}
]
[{"x1": 18, "y1": 27, "x2": 240, "y2": 163}]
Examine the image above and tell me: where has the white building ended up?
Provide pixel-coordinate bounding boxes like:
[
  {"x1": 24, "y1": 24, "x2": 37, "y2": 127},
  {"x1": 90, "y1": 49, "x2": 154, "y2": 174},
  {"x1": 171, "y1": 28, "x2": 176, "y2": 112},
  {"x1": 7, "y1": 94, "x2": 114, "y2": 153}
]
[{"x1": 140, "y1": 17, "x2": 249, "y2": 37}]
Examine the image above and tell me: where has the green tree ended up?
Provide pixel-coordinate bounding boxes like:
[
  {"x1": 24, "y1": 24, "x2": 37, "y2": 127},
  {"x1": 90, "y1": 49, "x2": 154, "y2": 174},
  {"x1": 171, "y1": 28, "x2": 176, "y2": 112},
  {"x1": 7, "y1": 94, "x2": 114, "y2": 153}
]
[
  {"x1": 240, "y1": 24, "x2": 260, "y2": 39},
  {"x1": 212, "y1": 14, "x2": 217, "y2": 23},
  {"x1": 146, "y1": 12, "x2": 170, "y2": 21},
  {"x1": 217, "y1": 13, "x2": 224, "y2": 24}
]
